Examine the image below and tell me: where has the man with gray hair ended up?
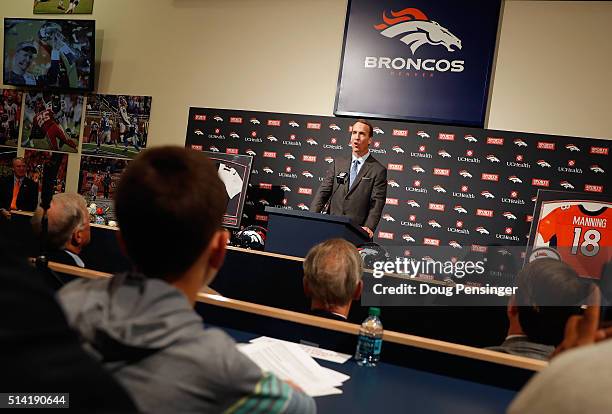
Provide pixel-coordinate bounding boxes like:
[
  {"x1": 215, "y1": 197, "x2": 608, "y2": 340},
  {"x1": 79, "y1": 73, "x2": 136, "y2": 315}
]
[
  {"x1": 32, "y1": 192, "x2": 90, "y2": 268},
  {"x1": 303, "y1": 238, "x2": 363, "y2": 321}
]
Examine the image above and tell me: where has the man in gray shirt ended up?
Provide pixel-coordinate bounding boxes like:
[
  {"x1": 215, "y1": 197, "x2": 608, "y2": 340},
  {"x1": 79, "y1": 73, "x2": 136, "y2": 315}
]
[{"x1": 59, "y1": 147, "x2": 316, "y2": 413}]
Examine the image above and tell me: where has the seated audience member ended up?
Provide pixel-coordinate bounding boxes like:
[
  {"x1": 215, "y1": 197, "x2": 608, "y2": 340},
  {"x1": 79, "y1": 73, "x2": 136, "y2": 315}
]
[
  {"x1": 507, "y1": 285, "x2": 606, "y2": 413},
  {"x1": 303, "y1": 238, "x2": 363, "y2": 321},
  {"x1": 0, "y1": 218, "x2": 137, "y2": 412},
  {"x1": 58, "y1": 147, "x2": 316, "y2": 414},
  {"x1": 487, "y1": 258, "x2": 593, "y2": 360},
  {"x1": 31, "y1": 192, "x2": 91, "y2": 268},
  {"x1": 0, "y1": 157, "x2": 38, "y2": 214}
]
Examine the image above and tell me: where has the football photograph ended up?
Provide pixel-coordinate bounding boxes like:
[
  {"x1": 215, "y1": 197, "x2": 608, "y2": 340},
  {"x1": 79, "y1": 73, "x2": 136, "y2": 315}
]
[
  {"x1": 78, "y1": 155, "x2": 130, "y2": 223},
  {"x1": 0, "y1": 90, "x2": 23, "y2": 148},
  {"x1": 21, "y1": 92, "x2": 83, "y2": 153},
  {"x1": 34, "y1": 0, "x2": 94, "y2": 14},
  {"x1": 82, "y1": 94, "x2": 153, "y2": 159},
  {"x1": 3, "y1": 18, "x2": 95, "y2": 90},
  {"x1": 23, "y1": 148, "x2": 68, "y2": 194}
]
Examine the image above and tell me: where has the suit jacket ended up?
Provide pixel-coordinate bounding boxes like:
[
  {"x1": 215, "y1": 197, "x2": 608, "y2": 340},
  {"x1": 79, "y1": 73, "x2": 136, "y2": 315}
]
[
  {"x1": 309, "y1": 308, "x2": 349, "y2": 322},
  {"x1": 0, "y1": 175, "x2": 39, "y2": 211},
  {"x1": 311, "y1": 154, "x2": 387, "y2": 230}
]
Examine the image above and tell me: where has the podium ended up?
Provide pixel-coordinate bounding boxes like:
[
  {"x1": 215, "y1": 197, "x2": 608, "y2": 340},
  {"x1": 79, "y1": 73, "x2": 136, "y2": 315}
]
[{"x1": 264, "y1": 207, "x2": 370, "y2": 258}]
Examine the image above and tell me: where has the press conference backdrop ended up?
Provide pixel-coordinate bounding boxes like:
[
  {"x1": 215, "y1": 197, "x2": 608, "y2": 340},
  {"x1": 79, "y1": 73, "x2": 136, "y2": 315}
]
[
  {"x1": 335, "y1": 0, "x2": 502, "y2": 127},
  {"x1": 185, "y1": 108, "x2": 609, "y2": 261}
]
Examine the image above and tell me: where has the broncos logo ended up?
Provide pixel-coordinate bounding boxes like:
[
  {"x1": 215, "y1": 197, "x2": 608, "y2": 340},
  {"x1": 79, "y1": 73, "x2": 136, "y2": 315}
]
[{"x1": 374, "y1": 8, "x2": 461, "y2": 54}]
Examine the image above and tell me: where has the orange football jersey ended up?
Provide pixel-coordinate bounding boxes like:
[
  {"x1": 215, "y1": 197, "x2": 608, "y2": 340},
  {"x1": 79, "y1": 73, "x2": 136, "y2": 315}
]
[{"x1": 538, "y1": 203, "x2": 612, "y2": 279}]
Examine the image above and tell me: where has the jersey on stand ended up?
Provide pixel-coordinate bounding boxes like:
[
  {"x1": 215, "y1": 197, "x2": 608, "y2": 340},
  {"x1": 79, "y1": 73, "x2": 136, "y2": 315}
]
[{"x1": 538, "y1": 203, "x2": 612, "y2": 279}]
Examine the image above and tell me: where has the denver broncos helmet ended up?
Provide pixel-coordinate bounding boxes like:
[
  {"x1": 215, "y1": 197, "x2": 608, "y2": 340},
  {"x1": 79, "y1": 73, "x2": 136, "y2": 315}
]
[
  {"x1": 358, "y1": 242, "x2": 390, "y2": 270},
  {"x1": 234, "y1": 225, "x2": 267, "y2": 250}
]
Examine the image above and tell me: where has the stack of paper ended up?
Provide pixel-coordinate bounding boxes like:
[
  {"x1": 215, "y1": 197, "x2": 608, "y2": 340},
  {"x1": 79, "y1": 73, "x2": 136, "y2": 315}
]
[
  {"x1": 250, "y1": 336, "x2": 352, "y2": 364},
  {"x1": 238, "y1": 338, "x2": 350, "y2": 397}
]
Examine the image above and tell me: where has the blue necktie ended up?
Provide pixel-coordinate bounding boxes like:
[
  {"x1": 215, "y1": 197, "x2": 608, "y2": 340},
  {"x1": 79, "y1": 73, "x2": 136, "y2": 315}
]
[{"x1": 350, "y1": 159, "x2": 360, "y2": 188}]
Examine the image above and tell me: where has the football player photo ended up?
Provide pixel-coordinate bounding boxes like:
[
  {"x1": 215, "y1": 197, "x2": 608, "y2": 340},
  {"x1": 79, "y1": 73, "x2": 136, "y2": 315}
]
[
  {"x1": 78, "y1": 155, "x2": 130, "y2": 223},
  {"x1": 23, "y1": 149, "x2": 68, "y2": 194},
  {"x1": 21, "y1": 92, "x2": 83, "y2": 154},
  {"x1": 82, "y1": 94, "x2": 153, "y2": 159},
  {"x1": 34, "y1": 0, "x2": 94, "y2": 14},
  {"x1": 0, "y1": 90, "x2": 23, "y2": 148}
]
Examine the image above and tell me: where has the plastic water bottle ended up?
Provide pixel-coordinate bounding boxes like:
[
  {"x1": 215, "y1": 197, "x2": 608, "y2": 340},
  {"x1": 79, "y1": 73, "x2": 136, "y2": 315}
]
[{"x1": 355, "y1": 307, "x2": 383, "y2": 367}]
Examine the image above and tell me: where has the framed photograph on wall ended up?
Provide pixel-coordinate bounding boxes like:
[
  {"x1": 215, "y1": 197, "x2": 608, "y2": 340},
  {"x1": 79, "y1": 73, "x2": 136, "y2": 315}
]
[
  {"x1": 0, "y1": 90, "x2": 23, "y2": 147},
  {"x1": 82, "y1": 94, "x2": 153, "y2": 159},
  {"x1": 335, "y1": 0, "x2": 502, "y2": 127},
  {"x1": 21, "y1": 92, "x2": 83, "y2": 153},
  {"x1": 34, "y1": 0, "x2": 94, "y2": 14}
]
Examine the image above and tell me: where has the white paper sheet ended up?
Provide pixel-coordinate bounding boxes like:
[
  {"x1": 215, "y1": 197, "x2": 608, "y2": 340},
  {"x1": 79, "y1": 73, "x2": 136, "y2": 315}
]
[
  {"x1": 250, "y1": 336, "x2": 352, "y2": 364},
  {"x1": 238, "y1": 340, "x2": 349, "y2": 397}
]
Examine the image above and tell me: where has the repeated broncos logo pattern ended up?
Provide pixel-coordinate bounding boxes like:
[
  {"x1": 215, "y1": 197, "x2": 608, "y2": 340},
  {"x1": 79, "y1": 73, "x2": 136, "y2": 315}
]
[{"x1": 374, "y1": 7, "x2": 462, "y2": 54}]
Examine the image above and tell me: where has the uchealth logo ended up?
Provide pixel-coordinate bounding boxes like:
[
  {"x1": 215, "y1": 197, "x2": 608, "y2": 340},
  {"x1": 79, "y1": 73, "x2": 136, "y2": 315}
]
[{"x1": 366, "y1": 7, "x2": 464, "y2": 73}]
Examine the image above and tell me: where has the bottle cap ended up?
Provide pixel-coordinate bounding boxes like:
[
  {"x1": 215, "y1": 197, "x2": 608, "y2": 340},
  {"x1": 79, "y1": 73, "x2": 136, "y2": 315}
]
[{"x1": 369, "y1": 307, "x2": 380, "y2": 317}]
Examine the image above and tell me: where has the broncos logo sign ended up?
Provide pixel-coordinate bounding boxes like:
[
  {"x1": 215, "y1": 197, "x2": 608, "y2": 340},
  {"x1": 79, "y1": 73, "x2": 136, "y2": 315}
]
[{"x1": 374, "y1": 7, "x2": 462, "y2": 54}]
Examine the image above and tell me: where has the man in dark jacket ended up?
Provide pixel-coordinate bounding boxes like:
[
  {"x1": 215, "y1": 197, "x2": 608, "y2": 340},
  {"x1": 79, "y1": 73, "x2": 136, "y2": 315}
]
[
  {"x1": 303, "y1": 239, "x2": 363, "y2": 321},
  {"x1": 310, "y1": 119, "x2": 387, "y2": 239},
  {"x1": 0, "y1": 157, "x2": 38, "y2": 214},
  {"x1": 31, "y1": 192, "x2": 91, "y2": 270}
]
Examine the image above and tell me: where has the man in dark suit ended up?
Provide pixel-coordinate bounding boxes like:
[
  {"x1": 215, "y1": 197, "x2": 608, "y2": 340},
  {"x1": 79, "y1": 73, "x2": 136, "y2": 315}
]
[
  {"x1": 31, "y1": 192, "x2": 91, "y2": 270},
  {"x1": 0, "y1": 157, "x2": 38, "y2": 216},
  {"x1": 303, "y1": 239, "x2": 363, "y2": 321},
  {"x1": 310, "y1": 119, "x2": 387, "y2": 238}
]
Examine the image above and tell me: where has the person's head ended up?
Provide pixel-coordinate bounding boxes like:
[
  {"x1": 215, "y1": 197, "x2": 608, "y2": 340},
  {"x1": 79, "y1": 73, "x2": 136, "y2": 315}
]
[
  {"x1": 115, "y1": 147, "x2": 228, "y2": 287},
  {"x1": 32, "y1": 192, "x2": 90, "y2": 253},
  {"x1": 349, "y1": 119, "x2": 373, "y2": 157},
  {"x1": 511, "y1": 258, "x2": 594, "y2": 346},
  {"x1": 12, "y1": 42, "x2": 37, "y2": 75},
  {"x1": 303, "y1": 239, "x2": 363, "y2": 315},
  {"x1": 12, "y1": 157, "x2": 26, "y2": 179}
]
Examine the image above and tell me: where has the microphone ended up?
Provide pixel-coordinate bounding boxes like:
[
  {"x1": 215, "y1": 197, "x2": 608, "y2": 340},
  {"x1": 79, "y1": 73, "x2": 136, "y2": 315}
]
[
  {"x1": 336, "y1": 172, "x2": 348, "y2": 185},
  {"x1": 322, "y1": 166, "x2": 348, "y2": 214}
]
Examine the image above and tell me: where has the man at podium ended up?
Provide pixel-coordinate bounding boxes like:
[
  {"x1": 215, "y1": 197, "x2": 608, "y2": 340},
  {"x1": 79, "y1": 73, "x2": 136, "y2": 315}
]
[{"x1": 311, "y1": 119, "x2": 387, "y2": 239}]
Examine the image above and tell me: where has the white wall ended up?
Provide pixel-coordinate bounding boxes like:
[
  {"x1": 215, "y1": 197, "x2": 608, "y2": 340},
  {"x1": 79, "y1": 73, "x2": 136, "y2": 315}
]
[
  {"x1": 488, "y1": 1, "x2": 612, "y2": 139},
  {"x1": 1, "y1": 0, "x2": 610, "y2": 192}
]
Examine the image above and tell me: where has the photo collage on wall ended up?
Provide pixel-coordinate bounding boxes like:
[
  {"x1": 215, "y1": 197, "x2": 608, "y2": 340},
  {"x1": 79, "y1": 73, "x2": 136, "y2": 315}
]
[
  {"x1": 0, "y1": 88, "x2": 81, "y2": 210},
  {"x1": 0, "y1": 87, "x2": 152, "y2": 224}
]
